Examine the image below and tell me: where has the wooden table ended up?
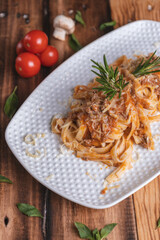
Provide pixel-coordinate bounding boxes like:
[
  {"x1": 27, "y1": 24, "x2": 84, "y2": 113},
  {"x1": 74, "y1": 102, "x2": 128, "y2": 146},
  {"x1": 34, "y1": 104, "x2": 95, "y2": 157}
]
[{"x1": 0, "y1": 0, "x2": 160, "y2": 239}]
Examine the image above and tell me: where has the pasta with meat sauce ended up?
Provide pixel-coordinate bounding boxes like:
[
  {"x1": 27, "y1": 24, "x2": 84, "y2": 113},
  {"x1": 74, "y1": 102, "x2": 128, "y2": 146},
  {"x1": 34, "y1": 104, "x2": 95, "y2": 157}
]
[{"x1": 51, "y1": 54, "x2": 160, "y2": 184}]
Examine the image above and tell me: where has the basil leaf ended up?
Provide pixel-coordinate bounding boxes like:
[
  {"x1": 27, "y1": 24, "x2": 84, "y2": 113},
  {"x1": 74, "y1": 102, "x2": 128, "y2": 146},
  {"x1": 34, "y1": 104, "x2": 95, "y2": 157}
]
[
  {"x1": 157, "y1": 218, "x2": 160, "y2": 228},
  {"x1": 17, "y1": 203, "x2": 43, "y2": 218},
  {"x1": 92, "y1": 228, "x2": 101, "y2": 240},
  {"x1": 100, "y1": 21, "x2": 116, "y2": 30},
  {"x1": 0, "y1": 175, "x2": 12, "y2": 184},
  {"x1": 75, "y1": 10, "x2": 85, "y2": 26},
  {"x1": 69, "y1": 34, "x2": 82, "y2": 52},
  {"x1": 92, "y1": 228, "x2": 99, "y2": 238},
  {"x1": 4, "y1": 86, "x2": 18, "y2": 118},
  {"x1": 75, "y1": 222, "x2": 94, "y2": 240},
  {"x1": 95, "y1": 232, "x2": 101, "y2": 240},
  {"x1": 100, "y1": 223, "x2": 117, "y2": 239}
]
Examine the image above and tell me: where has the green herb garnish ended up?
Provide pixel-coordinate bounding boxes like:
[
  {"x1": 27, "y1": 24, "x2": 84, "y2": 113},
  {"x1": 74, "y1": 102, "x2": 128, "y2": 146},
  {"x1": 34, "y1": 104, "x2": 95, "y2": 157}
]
[
  {"x1": 92, "y1": 228, "x2": 100, "y2": 239},
  {"x1": 4, "y1": 86, "x2": 18, "y2": 118},
  {"x1": 0, "y1": 175, "x2": 12, "y2": 184},
  {"x1": 75, "y1": 10, "x2": 85, "y2": 26},
  {"x1": 69, "y1": 34, "x2": 82, "y2": 52},
  {"x1": 75, "y1": 222, "x2": 94, "y2": 239},
  {"x1": 75, "y1": 222, "x2": 117, "y2": 240},
  {"x1": 100, "y1": 21, "x2": 116, "y2": 30},
  {"x1": 100, "y1": 223, "x2": 117, "y2": 238},
  {"x1": 17, "y1": 203, "x2": 43, "y2": 218},
  {"x1": 132, "y1": 51, "x2": 160, "y2": 77},
  {"x1": 91, "y1": 55, "x2": 129, "y2": 100},
  {"x1": 157, "y1": 218, "x2": 160, "y2": 228}
]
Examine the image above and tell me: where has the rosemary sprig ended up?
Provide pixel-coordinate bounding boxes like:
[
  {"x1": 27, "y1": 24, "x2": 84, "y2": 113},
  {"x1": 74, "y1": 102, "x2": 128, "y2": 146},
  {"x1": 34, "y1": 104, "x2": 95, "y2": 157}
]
[
  {"x1": 132, "y1": 51, "x2": 160, "y2": 77},
  {"x1": 91, "y1": 55, "x2": 129, "y2": 100}
]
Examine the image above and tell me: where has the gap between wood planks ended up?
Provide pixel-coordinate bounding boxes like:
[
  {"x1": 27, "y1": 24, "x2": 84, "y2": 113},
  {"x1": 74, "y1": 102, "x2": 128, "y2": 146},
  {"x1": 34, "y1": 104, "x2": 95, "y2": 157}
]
[
  {"x1": 42, "y1": 189, "x2": 49, "y2": 239},
  {"x1": 132, "y1": 196, "x2": 139, "y2": 240},
  {"x1": 41, "y1": 0, "x2": 50, "y2": 238}
]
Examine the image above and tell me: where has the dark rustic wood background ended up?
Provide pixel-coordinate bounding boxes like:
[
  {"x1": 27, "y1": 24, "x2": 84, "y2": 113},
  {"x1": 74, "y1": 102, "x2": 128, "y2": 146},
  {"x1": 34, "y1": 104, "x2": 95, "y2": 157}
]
[{"x1": 0, "y1": 0, "x2": 160, "y2": 239}]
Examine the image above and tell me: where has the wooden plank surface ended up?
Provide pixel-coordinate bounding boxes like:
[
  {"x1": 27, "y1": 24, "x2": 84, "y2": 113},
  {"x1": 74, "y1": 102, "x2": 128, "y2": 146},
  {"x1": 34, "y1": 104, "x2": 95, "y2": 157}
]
[
  {"x1": 110, "y1": 0, "x2": 160, "y2": 28},
  {"x1": 109, "y1": 1, "x2": 160, "y2": 240},
  {"x1": 0, "y1": 1, "x2": 46, "y2": 240},
  {"x1": 0, "y1": 0, "x2": 159, "y2": 240},
  {"x1": 134, "y1": 178, "x2": 160, "y2": 240}
]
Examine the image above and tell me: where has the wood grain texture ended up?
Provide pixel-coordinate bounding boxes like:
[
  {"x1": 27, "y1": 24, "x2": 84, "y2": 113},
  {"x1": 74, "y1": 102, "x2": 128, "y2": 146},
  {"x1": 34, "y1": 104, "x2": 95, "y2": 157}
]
[
  {"x1": 133, "y1": 177, "x2": 160, "y2": 240},
  {"x1": 0, "y1": 0, "x2": 46, "y2": 239},
  {"x1": 109, "y1": 1, "x2": 160, "y2": 239},
  {"x1": 49, "y1": 0, "x2": 112, "y2": 63},
  {"x1": 110, "y1": 0, "x2": 160, "y2": 27},
  {"x1": 0, "y1": 0, "x2": 159, "y2": 239},
  {"x1": 46, "y1": 194, "x2": 138, "y2": 240}
]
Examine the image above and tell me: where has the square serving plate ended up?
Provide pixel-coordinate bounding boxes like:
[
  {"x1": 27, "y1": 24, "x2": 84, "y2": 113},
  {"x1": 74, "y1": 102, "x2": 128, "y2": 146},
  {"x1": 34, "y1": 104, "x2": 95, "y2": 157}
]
[{"x1": 5, "y1": 20, "x2": 160, "y2": 209}]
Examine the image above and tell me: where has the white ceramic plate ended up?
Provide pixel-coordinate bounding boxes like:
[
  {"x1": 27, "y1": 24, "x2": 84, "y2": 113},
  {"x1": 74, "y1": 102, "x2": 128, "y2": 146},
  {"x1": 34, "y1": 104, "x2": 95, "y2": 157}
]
[{"x1": 5, "y1": 20, "x2": 160, "y2": 209}]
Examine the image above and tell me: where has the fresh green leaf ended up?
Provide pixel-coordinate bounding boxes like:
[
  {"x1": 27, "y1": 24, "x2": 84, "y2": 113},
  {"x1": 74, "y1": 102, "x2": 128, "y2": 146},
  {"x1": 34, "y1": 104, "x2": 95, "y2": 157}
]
[
  {"x1": 0, "y1": 175, "x2": 12, "y2": 184},
  {"x1": 17, "y1": 203, "x2": 43, "y2": 218},
  {"x1": 69, "y1": 34, "x2": 82, "y2": 52},
  {"x1": 92, "y1": 228, "x2": 99, "y2": 239},
  {"x1": 92, "y1": 228, "x2": 98, "y2": 237},
  {"x1": 75, "y1": 222, "x2": 94, "y2": 240},
  {"x1": 132, "y1": 51, "x2": 160, "y2": 77},
  {"x1": 95, "y1": 232, "x2": 101, "y2": 240},
  {"x1": 100, "y1": 21, "x2": 116, "y2": 30},
  {"x1": 4, "y1": 86, "x2": 18, "y2": 118},
  {"x1": 75, "y1": 10, "x2": 85, "y2": 26},
  {"x1": 157, "y1": 218, "x2": 160, "y2": 228},
  {"x1": 91, "y1": 55, "x2": 128, "y2": 100},
  {"x1": 100, "y1": 223, "x2": 117, "y2": 239}
]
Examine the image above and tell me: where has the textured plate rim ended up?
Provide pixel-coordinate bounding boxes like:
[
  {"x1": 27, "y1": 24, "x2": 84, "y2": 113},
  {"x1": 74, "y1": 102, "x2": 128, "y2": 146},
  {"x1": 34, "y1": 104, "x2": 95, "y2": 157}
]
[{"x1": 5, "y1": 20, "x2": 160, "y2": 209}]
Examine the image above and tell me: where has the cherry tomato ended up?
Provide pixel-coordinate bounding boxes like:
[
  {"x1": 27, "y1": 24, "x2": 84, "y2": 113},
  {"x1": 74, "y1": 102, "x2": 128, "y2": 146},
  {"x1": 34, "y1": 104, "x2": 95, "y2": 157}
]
[
  {"x1": 39, "y1": 45, "x2": 59, "y2": 67},
  {"x1": 15, "y1": 52, "x2": 41, "y2": 78},
  {"x1": 23, "y1": 30, "x2": 48, "y2": 53},
  {"x1": 16, "y1": 39, "x2": 26, "y2": 55}
]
